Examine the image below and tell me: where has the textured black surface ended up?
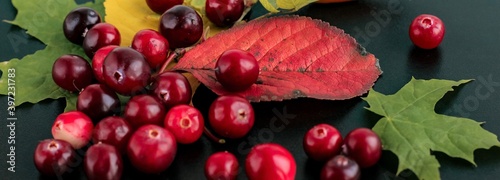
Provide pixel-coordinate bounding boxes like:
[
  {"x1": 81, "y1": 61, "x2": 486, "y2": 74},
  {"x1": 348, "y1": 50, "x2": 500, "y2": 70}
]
[{"x1": 1, "y1": 0, "x2": 500, "y2": 179}]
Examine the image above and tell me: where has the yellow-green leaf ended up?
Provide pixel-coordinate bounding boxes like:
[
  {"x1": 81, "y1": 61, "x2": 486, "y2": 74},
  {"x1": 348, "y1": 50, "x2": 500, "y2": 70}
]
[
  {"x1": 276, "y1": 0, "x2": 317, "y2": 11},
  {"x1": 260, "y1": 0, "x2": 280, "y2": 13}
]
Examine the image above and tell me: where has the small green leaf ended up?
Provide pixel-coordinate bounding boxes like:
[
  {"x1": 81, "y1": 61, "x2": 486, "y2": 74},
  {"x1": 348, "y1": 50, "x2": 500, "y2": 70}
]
[
  {"x1": 276, "y1": 0, "x2": 317, "y2": 11},
  {"x1": 64, "y1": 93, "x2": 78, "y2": 112},
  {"x1": 364, "y1": 78, "x2": 500, "y2": 180},
  {"x1": 260, "y1": 0, "x2": 280, "y2": 13}
]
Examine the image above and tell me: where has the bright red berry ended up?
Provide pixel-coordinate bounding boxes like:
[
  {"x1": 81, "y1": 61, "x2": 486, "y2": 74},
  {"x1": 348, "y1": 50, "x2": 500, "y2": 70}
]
[
  {"x1": 131, "y1": 29, "x2": 170, "y2": 69},
  {"x1": 409, "y1": 14, "x2": 445, "y2": 49},
  {"x1": 33, "y1": 139, "x2": 76, "y2": 177},
  {"x1": 84, "y1": 143, "x2": 123, "y2": 180},
  {"x1": 83, "y1": 23, "x2": 121, "y2": 59},
  {"x1": 215, "y1": 49, "x2": 259, "y2": 92},
  {"x1": 92, "y1": 116, "x2": 132, "y2": 153},
  {"x1": 303, "y1": 124, "x2": 343, "y2": 162},
  {"x1": 52, "y1": 54, "x2": 94, "y2": 92},
  {"x1": 150, "y1": 71, "x2": 192, "y2": 108},
  {"x1": 321, "y1": 155, "x2": 360, "y2": 180},
  {"x1": 343, "y1": 128, "x2": 382, "y2": 168},
  {"x1": 245, "y1": 143, "x2": 296, "y2": 180},
  {"x1": 205, "y1": 0, "x2": 244, "y2": 27},
  {"x1": 205, "y1": 151, "x2": 239, "y2": 180},
  {"x1": 51, "y1": 111, "x2": 94, "y2": 149},
  {"x1": 208, "y1": 95, "x2": 254, "y2": 139},
  {"x1": 127, "y1": 125, "x2": 177, "y2": 174},
  {"x1": 92, "y1": 45, "x2": 118, "y2": 83},
  {"x1": 164, "y1": 105, "x2": 204, "y2": 144},
  {"x1": 146, "y1": 0, "x2": 184, "y2": 14}
]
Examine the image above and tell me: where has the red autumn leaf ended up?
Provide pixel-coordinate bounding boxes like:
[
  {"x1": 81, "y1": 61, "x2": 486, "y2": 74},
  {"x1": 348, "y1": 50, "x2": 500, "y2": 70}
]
[{"x1": 173, "y1": 16, "x2": 382, "y2": 102}]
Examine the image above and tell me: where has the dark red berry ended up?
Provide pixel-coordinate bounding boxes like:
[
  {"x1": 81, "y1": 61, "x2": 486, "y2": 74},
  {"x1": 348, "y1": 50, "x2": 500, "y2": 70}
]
[
  {"x1": 124, "y1": 94, "x2": 167, "y2": 129},
  {"x1": 63, "y1": 7, "x2": 101, "y2": 45},
  {"x1": 303, "y1": 124, "x2": 343, "y2": 162},
  {"x1": 205, "y1": 151, "x2": 239, "y2": 180},
  {"x1": 131, "y1": 29, "x2": 169, "y2": 69},
  {"x1": 52, "y1": 111, "x2": 94, "y2": 149},
  {"x1": 33, "y1": 139, "x2": 76, "y2": 177},
  {"x1": 150, "y1": 71, "x2": 192, "y2": 108},
  {"x1": 83, "y1": 23, "x2": 121, "y2": 59},
  {"x1": 205, "y1": 0, "x2": 244, "y2": 27},
  {"x1": 208, "y1": 95, "x2": 254, "y2": 139},
  {"x1": 92, "y1": 45, "x2": 118, "y2": 83},
  {"x1": 321, "y1": 155, "x2": 360, "y2": 180},
  {"x1": 409, "y1": 14, "x2": 445, "y2": 49},
  {"x1": 127, "y1": 125, "x2": 177, "y2": 174},
  {"x1": 245, "y1": 143, "x2": 296, "y2": 180},
  {"x1": 343, "y1": 128, "x2": 382, "y2": 168},
  {"x1": 52, "y1": 54, "x2": 94, "y2": 92},
  {"x1": 92, "y1": 116, "x2": 132, "y2": 153},
  {"x1": 159, "y1": 5, "x2": 203, "y2": 48},
  {"x1": 77, "y1": 84, "x2": 120, "y2": 122},
  {"x1": 146, "y1": 0, "x2": 184, "y2": 14},
  {"x1": 103, "y1": 47, "x2": 151, "y2": 96},
  {"x1": 164, "y1": 105, "x2": 204, "y2": 144},
  {"x1": 84, "y1": 143, "x2": 123, "y2": 180},
  {"x1": 215, "y1": 49, "x2": 259, "y2": 92}
]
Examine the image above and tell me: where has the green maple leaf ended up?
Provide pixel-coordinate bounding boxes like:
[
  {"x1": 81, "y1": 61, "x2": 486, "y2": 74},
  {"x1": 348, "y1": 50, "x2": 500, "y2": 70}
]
[
  {"x1": 364, "y1": 78, "x2": 500, "y2": 180},
  {"x1": 0, "y1": 0, "x2": 105, "y2": 112}
]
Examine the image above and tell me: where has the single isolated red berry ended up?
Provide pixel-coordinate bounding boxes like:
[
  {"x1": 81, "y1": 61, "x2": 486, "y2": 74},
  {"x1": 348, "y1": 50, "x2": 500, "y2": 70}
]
[
  {"x1": 204, "y1": 151, "x2": 239, "y2": 180},
  {"x1": 409, "y1": 14, "x2": 445, "y2": 49},
  {"x1": 92, "y1": 45, "x2": 118, "y2": 83},
  {"x1": 33, "y1": 139, "x2": 76, "y2": 177},
  {"x1": 215, "y1": 49, "x2": 259, "y2": 92},
  {"x1": 84, "y1": 143, "x2": 123, "y2": 180},
  {"x1": 303, "y1": 123, "x2": 343, "y2": 161},
  {"x1": 52, "y1": 54, "x2": 94, "y2": 92},
  {"x1": 146, "y1": 0, "x2": 184, "y2": 14},
  {"x1": 131, "y1": 29, "x2": 170, "y2": 69},
  {"x1": 321, "y1": 155, "x2": 360, "y2": 180},
  {"x1": 51, "y1": 111, "x2": 94, "y2": 149},
  {"x1": 164, "y1": 105, "x2": 205, "y2": 144},
  {"x1": 343, "y1": 128, "x2": 382, "y2": 168},
  {"x1": 245, "y1": 143, "x2": 296, "y2": 180},
  {"x1": 83, "y1": 23, "x2": 121, "y2": 59},
  {"x1": 208, "y1": 95, "x2": 255, "y2": 139}
]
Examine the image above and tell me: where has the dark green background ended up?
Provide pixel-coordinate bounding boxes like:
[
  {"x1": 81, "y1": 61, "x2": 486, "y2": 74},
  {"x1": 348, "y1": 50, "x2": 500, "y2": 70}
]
[{"x1": 1, "y1": 0, "x2": 500, "y2": 179}]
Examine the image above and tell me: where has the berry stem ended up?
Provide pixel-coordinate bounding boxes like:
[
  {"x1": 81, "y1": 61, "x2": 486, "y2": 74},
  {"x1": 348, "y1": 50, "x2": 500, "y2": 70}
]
[
  {"x1": 157, "y1": 48, "x2": 187, "y2": 75},
  {"x1": 204, "y1": 127, "x2": 226, "y2": 144},
  {"x1": 201, "y1": 26, "x2": 210, "y2": 43}
]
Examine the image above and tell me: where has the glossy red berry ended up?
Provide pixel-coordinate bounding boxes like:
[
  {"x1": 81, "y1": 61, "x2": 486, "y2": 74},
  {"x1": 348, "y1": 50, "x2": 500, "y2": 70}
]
[
  {"x1": 84, "y1": 143, "x2": 123, "y2": 180},
  {"x1": 205, "y1": 151, "x2": 239, "y2": 180},
  {"x1": 208, "y1": 95, "x2": 254, "y2": 139},
  {"x1": 205, "y1": 0, "x2": 244, "y2": 27},
  {"x1": 63, "y1": 7, "x2": 101, "y2": 45},
  {"x1": 303, "y1": 124, "x2": 343, "y2": 162},
  {"x1": 150, "y1": 71, "x2": 192, "y2": 108},
  {"x1": 409, "y1": 14, "x2": 445, "y2": 49},
  {"x1": 92, "y1": 116, "x2": 132, "y2": 153},
  {"x1": 164, "y1": 105, "x2": 204, "y2": 144},
  {"x1": 33, "y1": 139, "x2": 76, "y2": 177},
  {"x1": 146, "y1": 0, "x2": 184, "y2": 14},
  {"x1": 77, "y1": 84, "x2": 120, "y2": 122},
  {"x1": 343, "y1": 128, "x2": 382, "y2": 168},
  {"x1": 127, "y1": 124, "x2": 177, "y2": 174},
  {"x1": 215, "y1": 49, "x2": 259, "y2": 92},
  {"x1": 245, "y1": 143, "x2": 296, "y2": 180},
  {"x1": 92, "y1": 45, "x2": 118, "y2": 83},
  {"x1": 124, "y1": 94, "x2": 166, "y2": 129},
  {"x1": 52, "y1": 111, "x2": 94, "y2": 149},
  {"x1": 52, "y1": 54, "x2": 94, "y2": 92},
  {"x1": 83, "y1": 23, "x2": 121, "y2": 58},
  {"x1": 131, "y1": 29, "x2": 169, "y2": 69},
  {"x1": 103, "y1": 47, "x2": 151, "y2": 96},
  {"x1": 321, "y1": 155, "x2": 360, "y2": 180},
  {"x1": 159, "y1": 5, "x2": 203, "y2": 48}
]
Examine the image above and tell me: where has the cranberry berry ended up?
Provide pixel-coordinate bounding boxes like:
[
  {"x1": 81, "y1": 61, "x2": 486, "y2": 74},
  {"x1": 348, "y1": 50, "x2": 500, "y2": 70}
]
[
  {"x1": 159, "y1": 5, "x2": 203, "y2": 48},
  {"x1": 131, "y1": 29, "x2": 170, "y2": 69},
  {"x1": 208, "y1": 95, "x2": 254, "y2": 139},
  {"x1": 124, "y1": 94, "x2": 166, "y2": 129},
  {"x1": 343, "y1": 128, "x2": 382, "y2": 168},
  {"x1": 77, "y1": 84, "x2": 120, "y2": 122},
  {"x1": 92, "y1": 45, "x2": 118, "y2": 83},
  {"x1": 215, "y1": 49, "x2": 259, "y2": 92},
  {"x1": 84, "y1": 143, "x2": 123, "y2": 180},
  {"x1": 92, "y1": 116, "x2": 132, "y2": 153},
  {"x1": 83, "y1": 23, "x2": 121, "y2": 58},
  {"x1": 150, "y1": 71, "x2": 192, "y2": 108},
  {"x1": 52, "y1": 111, "x2": 94, "y2": 149},
  {"x1": 321, "y1": 155, "x2": 360, "y2": 180},
  {"x1": 409, "y1": 14, "x2": 445, "y2": 49},
  {"x1": 303, "y1": 124, "x2": 343, "y2": 162},
  {"x1": 164, "y1": 105, "x2": 204, "y2": 144},
  {"x1": 33, "y1": 139, "x2": 76, "y2": 177},
  {"x1": 206, "y1": 0, "x2": 244, "y2": 27},
  {"x1": 127, "y1": 125, "x2": 177, "y2": 174},
  {"x1": 205, "y1": 151, "x2": 239, "y2": 180},
  {"x1": 146, "y1": 0, "x2": 184, "y2": 14},
  {"x1": 103, "y1": 47, "x2": 151, "y2": 96},
  {"x1": 245, "y1": 143, "x2": 296, "y2": 180},
  {"x1": 52, "y1": 54, "x2": 94, "y2": 92},
  {"x1": 63, "y1": 7, "x2": 101, "y2": 45}
]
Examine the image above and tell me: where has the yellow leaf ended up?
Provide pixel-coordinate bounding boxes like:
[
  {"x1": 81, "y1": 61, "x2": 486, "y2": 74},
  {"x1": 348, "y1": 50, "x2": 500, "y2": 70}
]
[
  {"x1": 276, "y1": 0, "x2": 317, "y2": 11},
  {"x1": 260, "y1": 0, "x2": 280, "y2": 13}
]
